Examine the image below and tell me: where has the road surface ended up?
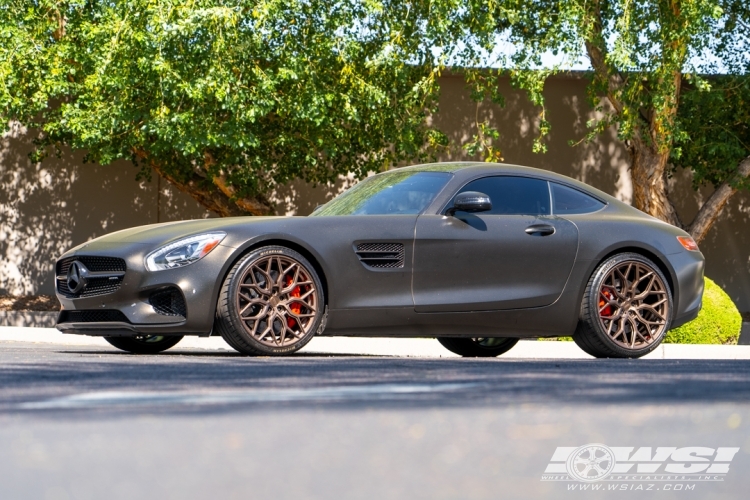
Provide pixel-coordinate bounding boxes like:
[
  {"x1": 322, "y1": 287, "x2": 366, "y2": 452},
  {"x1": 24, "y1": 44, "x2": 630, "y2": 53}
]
[{"x1": 0, "y1": 340, "x2": 748, "y2": 499}]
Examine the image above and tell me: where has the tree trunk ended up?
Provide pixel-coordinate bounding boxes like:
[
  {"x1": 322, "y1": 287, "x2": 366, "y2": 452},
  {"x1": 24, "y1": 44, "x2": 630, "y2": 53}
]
[
  {"x1": 688, "y1": 155, "x2": 750, "y2": 244},
  {"x1": 628, "y1": 137, "x2": 682, "y2": 227},
  {"x1": 582, "y1": 1, "x2": 750, "y2": 245}
]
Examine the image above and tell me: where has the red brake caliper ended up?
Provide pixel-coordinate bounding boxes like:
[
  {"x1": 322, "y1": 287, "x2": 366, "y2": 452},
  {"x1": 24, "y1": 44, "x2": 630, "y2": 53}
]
[
  {"x1": 285, "y1": 276, "x2": 302, "y2": 328},
  {"x1": 599, "y1": 288, "x2": 614, "y2": 317}
]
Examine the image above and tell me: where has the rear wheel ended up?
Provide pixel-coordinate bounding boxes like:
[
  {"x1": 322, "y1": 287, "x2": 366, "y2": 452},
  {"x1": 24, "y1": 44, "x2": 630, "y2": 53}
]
[
  {"x1": 437, "y1": 337, "x2": 519, "y2": 357},
  {"x1": 573, "y1": 253, "x2": 672, "y2": 358},
  {"x1": 104, "y1": 335, "x2": 183, "y2": 354},
  {"x1": 215, "y1": 246, "x2": 326, "y2": 356}
]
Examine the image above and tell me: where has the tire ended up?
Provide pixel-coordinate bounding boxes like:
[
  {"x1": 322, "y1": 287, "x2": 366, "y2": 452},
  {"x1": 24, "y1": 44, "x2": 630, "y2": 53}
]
[
  {"x1": 573, "y1": 252, "x2": 673, "y2": 358},
  {"x1": 437, "y1": 337, "x2": 519, "y2": 357},
  {"x1": 104, "y1": 335, "x2": 183, "y2": 354},
  {"x1": 215, "y1": 246, "x2": 326, "y2": 356}
]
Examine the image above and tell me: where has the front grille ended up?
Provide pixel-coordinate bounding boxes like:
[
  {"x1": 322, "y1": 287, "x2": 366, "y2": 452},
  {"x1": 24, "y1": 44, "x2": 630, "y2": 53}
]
[
  {"x1": 56, "y1": 255, "x2": 126, "y2": 298},
  {"x1": 57, "y1": 276, "x2": 124, "y2": 298},
  {"x1": 355, "y1": 243, "x2": 405, "y2": 269},
  {"x1": 58, "y1": 310, "x2": 130, "y2": 323},
  {"x1": 148, "y1": 287, "x2": 187, "y2": 318},
  {"x1": 56, "y1": 256, "x2": 126, "y2": 275}
]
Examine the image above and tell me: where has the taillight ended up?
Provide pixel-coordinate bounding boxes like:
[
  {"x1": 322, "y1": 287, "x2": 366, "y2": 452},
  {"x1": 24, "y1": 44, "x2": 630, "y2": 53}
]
[{"x1": 677, "y1": 236, "x2": 699, "y2": 252}]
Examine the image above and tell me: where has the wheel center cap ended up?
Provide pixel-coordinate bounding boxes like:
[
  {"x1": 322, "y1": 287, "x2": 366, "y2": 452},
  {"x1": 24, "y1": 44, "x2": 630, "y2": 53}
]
[{"x1": 269, "y1": 295, "x2": 280, "y2": 307}]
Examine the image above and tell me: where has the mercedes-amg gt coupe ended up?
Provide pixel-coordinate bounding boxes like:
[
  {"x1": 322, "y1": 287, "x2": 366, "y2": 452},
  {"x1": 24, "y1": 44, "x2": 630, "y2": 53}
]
[{"x1": 54, "y1": 162, "x2": 704, "y2": 358}]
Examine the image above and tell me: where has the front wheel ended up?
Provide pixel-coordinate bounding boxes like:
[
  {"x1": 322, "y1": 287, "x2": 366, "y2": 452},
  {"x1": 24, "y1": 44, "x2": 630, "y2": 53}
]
[
  {"x1": 437, "y1": 337, "x2": 519, "y2": 357},
  {"x1": 104, "y1": 335, "x2": 183, "y2": 354},
  {"x1": 215, "y1": 246, "x2": 326, "y2": 356}
]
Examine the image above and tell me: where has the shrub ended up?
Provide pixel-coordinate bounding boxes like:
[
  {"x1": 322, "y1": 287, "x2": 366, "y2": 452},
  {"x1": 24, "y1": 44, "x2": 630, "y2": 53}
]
[{"x1": 665, "y1": 277, "x2": 741, "y2": 345}]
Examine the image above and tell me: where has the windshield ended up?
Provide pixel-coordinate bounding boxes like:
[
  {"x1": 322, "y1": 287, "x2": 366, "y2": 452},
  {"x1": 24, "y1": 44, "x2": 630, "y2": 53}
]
[{"x1": 312, "y1": 171, "x2": 451, "y2": 216}]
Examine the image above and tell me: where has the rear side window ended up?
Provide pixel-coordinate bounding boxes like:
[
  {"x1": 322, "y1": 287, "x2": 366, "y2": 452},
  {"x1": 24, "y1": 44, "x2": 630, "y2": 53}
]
[
  {"x1": 551, "y1": 183, "x2": 605, "y2": 214},
  {"x1": 453, "y1": 176, "x2": 551, "y2": 215}
]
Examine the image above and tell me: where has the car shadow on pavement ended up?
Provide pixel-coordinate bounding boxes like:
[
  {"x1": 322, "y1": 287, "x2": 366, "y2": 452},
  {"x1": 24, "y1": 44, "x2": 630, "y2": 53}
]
[
  {"x1": 56, "y1": 349, "x2": 386, "y2": 358},
  {"x1": 1, "y1": 343, "x2": 750, "y2": 418}
]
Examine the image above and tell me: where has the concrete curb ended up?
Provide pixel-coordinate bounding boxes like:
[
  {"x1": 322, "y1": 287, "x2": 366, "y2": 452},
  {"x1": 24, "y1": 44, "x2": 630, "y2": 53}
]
[{"x1": 2, "y1": 326, "x2": 750, "y2": 359}]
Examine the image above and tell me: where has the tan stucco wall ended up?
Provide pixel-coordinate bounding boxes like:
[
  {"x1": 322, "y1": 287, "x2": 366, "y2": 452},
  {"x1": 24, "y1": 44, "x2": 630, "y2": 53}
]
[
  {"x1": 2, "y1": 74, "x2": 749, "y2": 312},
  {"x1": 0, "y1": 123, "x2": 213, "y2": 296}
]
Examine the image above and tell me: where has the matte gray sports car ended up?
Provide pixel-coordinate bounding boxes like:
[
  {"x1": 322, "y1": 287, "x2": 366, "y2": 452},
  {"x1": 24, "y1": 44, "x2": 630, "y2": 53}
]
[{"x1": 55, "y1": 162, "x2": 704, "y2": 358}]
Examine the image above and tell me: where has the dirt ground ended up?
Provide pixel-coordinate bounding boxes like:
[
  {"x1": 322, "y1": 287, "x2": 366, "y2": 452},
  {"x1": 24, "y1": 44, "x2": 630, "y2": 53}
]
[{"x1": 0, "y1": 295, "x2": 60, "y2": 311}]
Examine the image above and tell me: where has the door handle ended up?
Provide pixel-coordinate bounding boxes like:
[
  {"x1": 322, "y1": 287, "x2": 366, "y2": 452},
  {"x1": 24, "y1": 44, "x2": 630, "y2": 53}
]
[{"x1": 525, "y1": 224, "x2": 555, "y2": 236}]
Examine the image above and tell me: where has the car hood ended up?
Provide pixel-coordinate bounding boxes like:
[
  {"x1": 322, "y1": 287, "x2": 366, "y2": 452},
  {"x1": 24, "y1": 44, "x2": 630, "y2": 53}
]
[{"x1": 66, "y1": 216, "x2": 292, "y2": 254}]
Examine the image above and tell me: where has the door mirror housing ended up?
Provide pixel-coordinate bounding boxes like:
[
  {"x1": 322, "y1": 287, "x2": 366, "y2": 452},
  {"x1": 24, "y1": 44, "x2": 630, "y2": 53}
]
[{"x1": 446, "y1": 191, "x2": 492, "y2": 216}]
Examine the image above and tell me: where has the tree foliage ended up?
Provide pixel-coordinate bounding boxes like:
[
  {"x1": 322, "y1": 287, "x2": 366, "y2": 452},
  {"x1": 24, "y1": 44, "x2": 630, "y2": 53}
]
[
  {"x1": 430, "y1": 0, "x2": 749, "y2": 242},
  {"x1": 671, "y1": 0, "x2": 750, "y2": 191},
  {"x1": 0, "y1": 0, "x2": 447, "y2": 215},
  {"x1": 2, "y1": 0, "x2": 749, "y2": 239},
  {"x1": 675, "y1": 77, "x2": 750, "y2": 192}
]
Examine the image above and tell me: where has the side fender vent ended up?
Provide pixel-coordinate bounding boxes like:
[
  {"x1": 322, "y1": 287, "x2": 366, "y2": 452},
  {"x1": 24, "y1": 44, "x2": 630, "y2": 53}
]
[{"x1": 355, "y1": 243, "x2": 405, "y2": 269}]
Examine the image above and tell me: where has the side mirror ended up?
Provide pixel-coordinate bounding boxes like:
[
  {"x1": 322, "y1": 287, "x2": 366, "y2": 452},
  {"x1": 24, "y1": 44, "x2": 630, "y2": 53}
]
[{"x1": 446, "y1": 191, "x2": 492, "y2": 216}]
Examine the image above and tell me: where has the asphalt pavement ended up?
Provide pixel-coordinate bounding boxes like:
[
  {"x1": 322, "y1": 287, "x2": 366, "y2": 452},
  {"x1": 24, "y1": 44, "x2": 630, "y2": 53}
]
[{"x1": 0, "y1": 338, "x2": 749, "y2": 500}]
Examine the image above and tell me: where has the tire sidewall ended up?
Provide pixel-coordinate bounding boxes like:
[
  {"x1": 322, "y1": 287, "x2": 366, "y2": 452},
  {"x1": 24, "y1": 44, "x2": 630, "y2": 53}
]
[
  {"x1": 437, "y1": 337, "x2": 519, "y2": 357},
  {"x1": 223, "y1": 246, "x2": 325, "y2": 355},
  {"x1": 586, "y1": 253, "x2": 673, "y2": 357}
]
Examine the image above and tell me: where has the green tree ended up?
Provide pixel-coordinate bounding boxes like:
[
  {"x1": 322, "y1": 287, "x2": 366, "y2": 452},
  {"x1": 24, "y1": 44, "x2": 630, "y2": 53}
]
[
  {"x1": 670, "y1": 0, "x2": 750, "y2": 241},
  {"x1": 672, "y1": 77, "x2": 750, "y2": 241},
  {"x1": 439, "y1": 0, "x2": 750, "y2": 243},
  {"x1": 0, "y1": 0, "x2": 446, "y2": 216}
]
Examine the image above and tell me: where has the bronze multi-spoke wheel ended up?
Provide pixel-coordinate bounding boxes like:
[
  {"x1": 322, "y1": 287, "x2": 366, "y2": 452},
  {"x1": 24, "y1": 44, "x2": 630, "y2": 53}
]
[
  {"x1": 216, "y1": 246, "x2": 326, "y2": 355},
  {"x1": 104, "y1": 335, "x2": 184, "y2": 354},
  {"x1": 437, "y1": 337, "x2": 519, "y2": 357},
  {"x1": 574, "y1": 253, "x2": 672, "y2": 358}
]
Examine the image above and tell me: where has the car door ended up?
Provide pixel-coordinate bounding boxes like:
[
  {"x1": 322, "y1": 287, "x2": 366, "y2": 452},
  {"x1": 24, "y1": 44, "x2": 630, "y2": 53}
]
[{"x1": 412, "y1": 175, "x2": 579, "y2": 312}]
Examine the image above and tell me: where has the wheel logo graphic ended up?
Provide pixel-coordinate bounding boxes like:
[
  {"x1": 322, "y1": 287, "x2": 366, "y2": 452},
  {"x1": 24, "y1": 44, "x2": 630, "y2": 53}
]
[{"x1": 566, "y1": 444, "x2": 616, "y2": 482}]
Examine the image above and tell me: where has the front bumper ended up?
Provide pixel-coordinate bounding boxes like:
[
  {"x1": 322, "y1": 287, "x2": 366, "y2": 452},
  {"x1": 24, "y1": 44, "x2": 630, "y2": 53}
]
[{"x1": 55, "y1": 243, "x2": 236, "y2": 337}]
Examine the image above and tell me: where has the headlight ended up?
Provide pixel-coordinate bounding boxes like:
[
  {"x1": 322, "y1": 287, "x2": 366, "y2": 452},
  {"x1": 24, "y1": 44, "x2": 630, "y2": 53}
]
[{"x1": 145, "y1": 232, "x2": 226, "y2": 271}]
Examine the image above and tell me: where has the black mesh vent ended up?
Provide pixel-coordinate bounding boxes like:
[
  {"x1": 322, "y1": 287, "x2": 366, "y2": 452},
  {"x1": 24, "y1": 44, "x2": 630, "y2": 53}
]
[
  {"x1": 58, "y1": 310, "x2": 130, "y2": 323},
  {"x1": 57, "y1": 276, "x2": 124, "y2": 298},
  {"x1": 148, "y1": 288, "x2": 187, "y2": 318},
  {"x1": 56, "y1": 256, "x2": 126, "y2": 275},
  {"x1": 355, "y1": 243, "x2": 405, "y2": 269}
]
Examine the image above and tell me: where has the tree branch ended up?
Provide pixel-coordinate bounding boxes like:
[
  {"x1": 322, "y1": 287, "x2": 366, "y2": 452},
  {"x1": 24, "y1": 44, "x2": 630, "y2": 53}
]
[
  {"x1": 688, "y1": 155, "x2": 750, "y2": 244},
  {"x1": 584, "y1": 1, "x2": 653, "y2": 128},
  {"x1": 584, "y1": 2, "x2": 626, "y2": 115},
  {"x1": 213, "y1": 174, "x2": 274, "y2": 215},
  {"x1": 132, "y1": 148, "x2": 274, "y2": 217}
]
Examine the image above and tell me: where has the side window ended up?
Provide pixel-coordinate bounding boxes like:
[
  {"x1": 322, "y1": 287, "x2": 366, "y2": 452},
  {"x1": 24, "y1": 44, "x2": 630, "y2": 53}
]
[
  {"x1": 453, "y1": 176, "x2": 551, "y2": 215},
  {"x1": 551, "y1": 183, "x2": 605, "y2": 214}
]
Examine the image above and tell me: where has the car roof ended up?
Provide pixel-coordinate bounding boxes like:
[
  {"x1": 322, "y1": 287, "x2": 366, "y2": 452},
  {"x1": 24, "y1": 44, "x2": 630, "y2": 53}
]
[{"x1": 398, "y1": 161, "x2": 618, "y2": 204}]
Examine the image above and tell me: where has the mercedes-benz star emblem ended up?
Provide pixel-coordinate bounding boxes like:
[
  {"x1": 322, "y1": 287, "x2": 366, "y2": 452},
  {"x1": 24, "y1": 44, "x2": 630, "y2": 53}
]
[{"x1": 66, "y1": 261, "x2": 89, "y2": 294}]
